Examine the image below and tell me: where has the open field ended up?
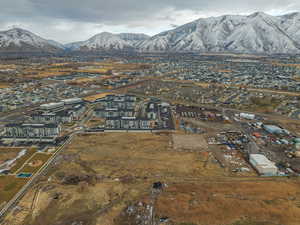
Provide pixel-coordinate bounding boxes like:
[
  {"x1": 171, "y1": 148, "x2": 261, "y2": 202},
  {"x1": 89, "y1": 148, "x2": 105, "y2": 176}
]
[
  {"x1": 0, "y1": 83, "x2": 11, "y2": 88},
  {"x1": 84, "y1": 92, "x2": 113, "y2": 102},
  {"x1": 2, "y1": 132, "x2": 227, "y2": 225},
  {"x1": 20, "y1": 153, "x2": 52, "y2": 174},
  {"x1": 86, "y1": 118, "x2": 105, "y2": 128},
  {"x1": 22, "y1": 61, "x2": 149, "y2": 79},
  {"x1": 0, "y1": 149, "x2": 19, "y2": 162},
  {"x1": 59, "y1": 133, "x2": 225, "y2": 178},
  {"x1": 0, "y1": 176, "x2": 27, "y2": 206},
  {"x1": 155, "y1": 180, "x2": 300, "y2": 225},
  {"x1": 2, "y1": 133, "x2": 300, "y2": 225}
]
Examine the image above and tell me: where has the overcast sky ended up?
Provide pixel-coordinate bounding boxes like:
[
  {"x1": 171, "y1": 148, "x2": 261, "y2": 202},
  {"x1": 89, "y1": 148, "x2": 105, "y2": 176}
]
[{"x1": 0, "y1": 0, "x2": 299, "y2": 43}]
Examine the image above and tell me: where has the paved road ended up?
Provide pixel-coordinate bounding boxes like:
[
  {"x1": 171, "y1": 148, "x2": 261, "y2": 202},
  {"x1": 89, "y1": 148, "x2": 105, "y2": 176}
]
[{"x1": 0, "y1": 132, "x2": 76, "y2": 220}]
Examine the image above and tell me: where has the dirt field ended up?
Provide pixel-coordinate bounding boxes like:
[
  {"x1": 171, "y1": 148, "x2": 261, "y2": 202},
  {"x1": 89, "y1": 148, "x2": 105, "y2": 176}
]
[
  {"x1": 0, "y1": 149, "x2": 19, "y2": 163},
  {"x1": 84, "y1": 92, "x2": 113, "y2": 102},
  {"x1": 86, "y1": 118, "x2": 105, "y2": 128},
  {"x1": 20, "y1": 153, "x2": 52, "y2": 174},
  {"x1": 172, "y1": 134, "x2": 208, "y2": 151},
  {"x1": 0, "y1": 176, "x2": 27, "y2": 206},
  {"x1": 58, "y1": 133, "x2": 224, "y2": 178},
  {"x1": 2, "y1": 133, "x2": 300, "y2": 225},
  {"x1": 0, "y1": 83, "x2": 11, "y2": 89},
  {"x1": 155, "y1": 180, "x2": 300, "y2": 225},
  {"x1": 1, "y1": 133, "x2": 226, "y2": 225}
]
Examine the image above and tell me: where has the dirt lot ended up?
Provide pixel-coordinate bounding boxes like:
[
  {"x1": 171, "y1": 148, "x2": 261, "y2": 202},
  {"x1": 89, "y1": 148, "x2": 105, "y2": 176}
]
[{"x1": 172, "y1": 134, "x2": 208, "y2": 151}]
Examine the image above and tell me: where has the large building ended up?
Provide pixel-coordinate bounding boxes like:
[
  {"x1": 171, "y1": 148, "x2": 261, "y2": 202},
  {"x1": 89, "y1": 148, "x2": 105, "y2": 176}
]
[
  {"x1": 249, "y1": 154, "x2": 278, "y2": 176},
  {"x1": 94, "y1": 94, "x2": 173, "y2": 130},
  {"x1": 2, "y1": 123, "x2": 61, "y2": 143},
  {"x1": 40, "y1": 98, "x2": 83, "y2": 112},
  {"x1": 40, "y1": 102, "x2": 64, "y2": 111},
  {"x1": 105, "y1": 117, "x2": 153, "y2": 129},
  {"x1": 61, "y1": 98, "x2": 83, "y2": 105},
  {"x1": 94, "y1": 108, "x2": 135, "y2": 118},
  {"x1": 98, "y1": 94, "x2": 137, "y2": 110},
  {"x1": 32, "y1": 104, "x2": 86, "y2": 124}
]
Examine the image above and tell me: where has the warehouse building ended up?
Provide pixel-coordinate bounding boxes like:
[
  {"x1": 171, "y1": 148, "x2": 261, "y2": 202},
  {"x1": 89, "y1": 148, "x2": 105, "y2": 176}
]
[{"x1": 249, "y1": 154, "x2": 278, "y2": 176}]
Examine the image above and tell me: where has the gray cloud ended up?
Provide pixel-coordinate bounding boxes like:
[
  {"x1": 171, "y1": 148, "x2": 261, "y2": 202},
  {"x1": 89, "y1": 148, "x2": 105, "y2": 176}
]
[{"x1": 0, "y1": 0, "x2": 300, "y2": 43}]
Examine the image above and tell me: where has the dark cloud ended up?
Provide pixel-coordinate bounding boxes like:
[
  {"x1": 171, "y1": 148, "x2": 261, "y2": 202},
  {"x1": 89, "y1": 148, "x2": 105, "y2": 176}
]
[{"x1": 0, "y1": 0, "x2": 299, "y2": 43}]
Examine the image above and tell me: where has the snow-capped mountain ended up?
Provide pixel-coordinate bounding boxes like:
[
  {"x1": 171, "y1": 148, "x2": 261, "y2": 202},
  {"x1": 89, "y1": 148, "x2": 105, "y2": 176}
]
[
  {"x1": 137, "y1": 12, "x2": 300, "y2": 54},
  {"x1": 47, "y1": 39, "x2": 65, "y2": 50},
  {"x1": 118, "y1": 33, "x2": 150, "y2": 44},
  {"x1": 0, "y1": 28, "x2": 63, "y2": 52},
  {"x1": 65, "y1": 32, "x2": 149, "y2": 51},
  {"x1": 2, "y1": 12, "x2": 300, "y2": 54}
]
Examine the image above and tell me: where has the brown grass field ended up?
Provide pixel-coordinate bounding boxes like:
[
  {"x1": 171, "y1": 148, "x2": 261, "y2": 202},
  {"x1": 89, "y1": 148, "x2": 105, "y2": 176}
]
[
  {"x1": 84, "y1": 92, "x2": 113, "y2": 102},
  {"x1": 0, "y1": 176, "x2": 27, "y2": 206},
  {"x1": 0, "y1": 83, "x2": 11, "y2": 88},
  {"x1": 20, "y1": 153, "x2": 52, "y2": 174},
  {"x1": 156, "y1": 181, "x2": 300, "y2": 225},
  {"x1": 172, "y1": 134, "x2": 208, "y2": 151},
  {"x1": 0, "y1": 149, "x2": 19, "y2": 163},
  {"x1": 2, "y1": 133, "x2": 300, "y2": 225}
]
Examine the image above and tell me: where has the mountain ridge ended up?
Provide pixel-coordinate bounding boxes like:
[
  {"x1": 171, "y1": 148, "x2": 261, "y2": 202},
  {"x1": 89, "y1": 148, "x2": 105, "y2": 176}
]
[
  {"x1": 1, "y1": 12, "x2": 300, "y2": 54},
  {"x1": 0, "y1": 28, "x2": 63, "y2": 53}
]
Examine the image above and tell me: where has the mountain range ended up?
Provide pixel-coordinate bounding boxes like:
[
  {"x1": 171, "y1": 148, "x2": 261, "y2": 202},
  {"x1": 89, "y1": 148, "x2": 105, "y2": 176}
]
[
  {"x1": 0, "y1": 28, "x2": 62, "y2": 53},
  {"x1": 1, "y1": 12, "x2": 300, "y2": 54}
]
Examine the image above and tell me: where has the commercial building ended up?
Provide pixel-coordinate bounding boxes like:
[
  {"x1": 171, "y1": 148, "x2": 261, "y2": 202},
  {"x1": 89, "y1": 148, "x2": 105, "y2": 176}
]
[
  {"x1": 33, "y1": 104, "x2": 86, "y2": 123},
  {"x1": 40, "y1": 102, "x2": 64, "y2": 111},
  {"x1": 61, "y1": 98, "x2": 83, "y2": 105},
  {"x1": 40, "y1": 98, "x2": 83, "y2": 112},
  {"x1": 249, "y1": 154, "x2": 278, "y2": 176}
]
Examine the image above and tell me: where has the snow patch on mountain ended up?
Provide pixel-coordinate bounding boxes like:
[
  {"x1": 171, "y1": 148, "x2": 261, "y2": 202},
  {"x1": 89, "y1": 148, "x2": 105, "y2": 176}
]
[
  {"x1": 138, "y1": 12, "x2": 300, "y2": 53},
  {"x1": 0, "y1": 28, "x2": 63, "y2": 52}
]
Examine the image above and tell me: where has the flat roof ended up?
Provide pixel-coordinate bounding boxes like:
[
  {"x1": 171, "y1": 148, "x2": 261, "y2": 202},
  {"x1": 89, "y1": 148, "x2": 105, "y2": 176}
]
[{"x1": 250, "y1": 154, "x2": 277, "y2": 168}]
